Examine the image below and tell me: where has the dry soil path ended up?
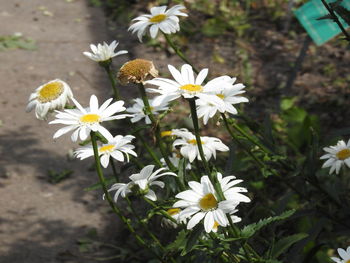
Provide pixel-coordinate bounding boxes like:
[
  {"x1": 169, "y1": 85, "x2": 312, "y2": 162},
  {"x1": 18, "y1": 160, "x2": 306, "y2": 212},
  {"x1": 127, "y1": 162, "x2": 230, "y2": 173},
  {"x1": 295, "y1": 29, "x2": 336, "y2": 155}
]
[{"x1": 0, "y1": 1, "x2": 137, "y2": 262}]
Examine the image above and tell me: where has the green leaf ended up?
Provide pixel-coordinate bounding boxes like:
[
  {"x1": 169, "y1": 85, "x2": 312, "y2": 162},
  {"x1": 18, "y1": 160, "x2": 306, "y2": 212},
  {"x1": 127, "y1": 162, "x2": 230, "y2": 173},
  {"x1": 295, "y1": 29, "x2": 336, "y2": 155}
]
[
  {"x1": 270, "y1": 233, "x2": 308, "y2": 259},
  {"x1": 241, "y1": 209, "x2": 295, "y2": 238},
  {"x1": 165, "y1": 230, "x2": 187, "y2": 252},
  {"x1": 84, "y1": 177, "x2": 115, "y2": 191},
  {"x1": 181, "y1": 226, "x2": 203, "y2": 256},
  {"x1": 280, "y1": 97, "x2": 296, "y2": 111}
]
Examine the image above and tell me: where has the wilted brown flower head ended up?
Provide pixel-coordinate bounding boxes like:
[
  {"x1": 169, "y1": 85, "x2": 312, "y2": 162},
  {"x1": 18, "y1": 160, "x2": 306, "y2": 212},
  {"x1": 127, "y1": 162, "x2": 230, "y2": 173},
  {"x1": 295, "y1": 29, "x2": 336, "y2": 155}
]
[{"x1": 117, "y1": 59, "x2": 158, "y2": 85}]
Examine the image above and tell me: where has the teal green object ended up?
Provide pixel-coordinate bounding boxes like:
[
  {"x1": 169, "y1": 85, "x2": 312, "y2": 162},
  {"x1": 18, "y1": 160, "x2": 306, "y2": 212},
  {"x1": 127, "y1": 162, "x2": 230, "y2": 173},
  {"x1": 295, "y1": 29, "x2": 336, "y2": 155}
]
[{"x1": 294, "y1": 0, "x2": 350, "y2": 46}]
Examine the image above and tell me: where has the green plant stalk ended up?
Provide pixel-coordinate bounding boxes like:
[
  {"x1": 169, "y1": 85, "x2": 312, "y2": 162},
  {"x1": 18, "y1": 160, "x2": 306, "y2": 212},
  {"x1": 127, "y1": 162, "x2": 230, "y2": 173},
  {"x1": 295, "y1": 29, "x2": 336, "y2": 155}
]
[
  {"x1": 188, "y1": 98, "x2": 211, "y2": 174},
  {"x1": 221, "y1": 113, "x2": 266, "y2": 169},
  {"x1": 227, "y1": 216, "x2": 261, "y2": 261},
  {"x1": 320, "y1": 0, "x2": 350, "y2": 43},
  {"x1": 137, "y1": 84, "x2": 176, "y2": 172},
  {"x1": 110, "y1": 158, "x2": 119, "y2": 183},
  {"x1": 135, "y1": 130, "x2": 163, "y2": 167},
  {"x1": 142, "y1": 197, "x2": 178, "y2": 224},
  {"x1": 163, "y1": 33, "x2": 199, "y2": 74},
  {"x1": 90, "y1": 131, "x2": 162, "y2": 259},
  {"x1": 125, "y1": 197, "x2": 176, "y2": 263},
  {"x1": 102, "y1": 64, "x2": 120, "y2": 100}
]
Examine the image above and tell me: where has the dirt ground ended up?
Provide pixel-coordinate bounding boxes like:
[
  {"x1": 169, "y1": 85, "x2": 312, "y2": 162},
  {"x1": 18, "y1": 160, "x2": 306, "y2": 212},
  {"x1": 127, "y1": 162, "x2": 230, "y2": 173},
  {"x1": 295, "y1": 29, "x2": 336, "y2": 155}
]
[{"x1": 0, "y1": 0, "x2": 146, "y2": 262}]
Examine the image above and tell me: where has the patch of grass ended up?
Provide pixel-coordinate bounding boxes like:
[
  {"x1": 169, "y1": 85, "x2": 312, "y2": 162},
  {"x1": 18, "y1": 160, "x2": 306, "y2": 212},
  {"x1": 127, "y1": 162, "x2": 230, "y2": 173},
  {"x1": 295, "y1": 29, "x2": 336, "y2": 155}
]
[
  {"x1": 47, "y1": 169, "x2": 73, "y2": 184},
  {"x1": 0, "y1": 34, "x2": 37, "y2": 51}
]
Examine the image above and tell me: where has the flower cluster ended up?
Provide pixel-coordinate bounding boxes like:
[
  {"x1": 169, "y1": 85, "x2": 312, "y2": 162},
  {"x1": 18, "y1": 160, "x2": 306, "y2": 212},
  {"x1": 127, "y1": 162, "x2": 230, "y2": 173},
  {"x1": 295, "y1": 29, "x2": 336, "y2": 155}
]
[{"x1": 24, "y1": 2, "x2": 347, "y2": 261}]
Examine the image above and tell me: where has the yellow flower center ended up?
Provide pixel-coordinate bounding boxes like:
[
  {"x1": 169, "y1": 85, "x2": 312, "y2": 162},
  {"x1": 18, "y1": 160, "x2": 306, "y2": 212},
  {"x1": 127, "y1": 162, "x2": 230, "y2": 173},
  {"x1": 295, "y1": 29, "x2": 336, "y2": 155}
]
[
  {"x1": 38, "y1": 81, "x2": 64, "y2": 103},
  {"x1": 216, "y1": 94, "x2": 225, "y2": 99},
  {"x1": 346, "y1": 260, "x2": 350, "y2": 263},
  {"x1": 180, "y1": 84, "x2": 203, "y2": 92},
  {"x1": 188, "y1": 139, "x2": 203, "y2": 145},
  {"x1": 79, "y1": 114, "x2": 101, "y2": 124},
  {"x1": 199, "y1": 193, "x2": 218, "y2": 211},
  {"x1": 99, "y1": 144, "x2": 115, "y2": 153},
  {"x1": 149, "y1": 14, "x2": 167, "y2": 23},
  {"x1": 213, "y1": 221, "x2": 219, "y2": 230},
  {"x1": 167, "y1": 208, "x2": 181, "y2": 216},
  {"x1": 336, "y1": 149, "x2": 350, "y2": 160},
  {"x1": 161, "y1": 131, "x2": 173, "y2": 137}
]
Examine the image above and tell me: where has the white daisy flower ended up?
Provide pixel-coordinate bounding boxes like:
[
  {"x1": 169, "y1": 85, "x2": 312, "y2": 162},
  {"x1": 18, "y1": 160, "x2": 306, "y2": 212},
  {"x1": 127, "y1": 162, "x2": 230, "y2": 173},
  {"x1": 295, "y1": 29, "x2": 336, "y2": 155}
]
[
  {"x1": 173, "y1": 175, "x2": 241, "y2": 233},
  {"x1": 320, "y1": 139, "x2": 350, "y2": 174},
  {"x1": 128, "y1": 5, "x2": 187, "y2": 42},
  {"x1": 173, "y1": 131, "x2": 229, "y2": 162},
  {"x1": 211, "y1": 211, "x2": 242, "y2": 233},
  {"x1": 49, "y1": 95, "x2": 131, "y2": 142},
  {"x1": 74, "y1": 133, "x2": 137, "y2": 168},
  {"x1": 127, "y1": 97, "x2": 169, "y2": 124},
  {"x1": 146, "y1": 64, "x2": 227, "y2": 106},
  {"x1": 26, "y1": 79, "x2": 73, "y2": 120},
  {"x1": 161, "y1": 128, "x2": 193, "y2": 138},
  {"x1": 216, "y1": 172, "x2": 251, "y2": 203},
  {"x1": 196, "y1": 77, "x2": 249, "y2": 124},
  {"x1": 83, "y1": 40, "x2": 128, "y2": 62},
  {"x1": 161, "y1": 207, "x2": 186, "y2": 228},
  {"x1": 331, "y1": 246, "x2": 350, "y2": 263},
  {"x1": 108, "y1": 165, "x2": 177, "y2": 203},
  {"x1": 107, "y1": 182, "x2": 132, "y2": 203},
  {"x1": 160, "y1": 152, "x2": 192, "y2": 170}
]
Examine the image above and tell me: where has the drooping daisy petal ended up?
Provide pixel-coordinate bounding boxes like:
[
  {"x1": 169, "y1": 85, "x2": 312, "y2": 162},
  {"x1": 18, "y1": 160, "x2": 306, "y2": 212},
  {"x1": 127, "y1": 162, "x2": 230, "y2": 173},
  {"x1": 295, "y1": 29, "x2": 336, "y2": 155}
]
[{"x1": 26, "y1": 79, "x2": 74, "y2": 120}]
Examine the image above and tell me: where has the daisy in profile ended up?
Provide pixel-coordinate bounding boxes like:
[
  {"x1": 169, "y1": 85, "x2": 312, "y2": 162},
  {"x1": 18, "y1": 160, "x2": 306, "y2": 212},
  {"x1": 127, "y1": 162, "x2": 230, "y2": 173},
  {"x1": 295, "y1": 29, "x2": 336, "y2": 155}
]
[
  {"x1": 74, "y1": 133, "x2": 137, "y2": 168},
  {"x1": 50, "y1": 95, "x2": 131, "y2": 142},
  {"x1": 26, "y1": 79, "x2": 73, "y2": 120},
  {"x1": 161, "y1": 128, "x2": 192, "y2": 138},
  {"x1": 331, "y1": 246, "x2": 350, "y2": 263},
  {"x1": 129, "y1": 5, "x2": 187, "y2": 42},
  {"x1": 173, "y1": 175, "x2": 243, "y2": 233},
  {"x1": 172, "y1": 130, "x2": 229, "y2": 162},
  {"x1": 146, "y1": 64, "x2": 227, "y2": 107},
  {"x1": 83, "y1": 40, "x2": 128, "y2": 62},
  {"x1": 196, "y1": 77, "x2": 249, "y2": 124},
  {"x1": 127, "y1": 97, "x2": 169, "y2": 124},
  {"x1": 108, "y1": 165, "x2": 177, "y2": 203},
  {"x1": 320, "y1": 139, "x2": 350, "y2": 174}
]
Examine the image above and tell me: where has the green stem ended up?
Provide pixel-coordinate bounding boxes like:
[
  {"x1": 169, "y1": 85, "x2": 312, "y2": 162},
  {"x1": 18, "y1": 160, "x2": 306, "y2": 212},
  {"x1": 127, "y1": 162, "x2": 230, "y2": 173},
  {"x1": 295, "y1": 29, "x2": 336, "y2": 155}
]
[
  {"x1": 103, "y1": 64, "x2": 120, "y2": 101},
  {"x1": 222, "y1": 113, "x2": 265, "y2": 169},
  {"x1": 125, "y1": 197, "x2": 174, "y2": 261},
  {"x1": 188, "y1": 98, "x2": 211, "y2": 175},
  {"x1": 110, "y1": 158, "x2": 119, "y2": 183},
  {"x1": 227, "y1": 217, "x2": 261, "y2": 261},
  {"x1": 320, "y1": 0, "x2": 350, "y2": 43},
  {"x1": 90, "y1": 131, "x2": 160, "y2": 258},
  {"x1": 138, "y1": 84, "x2": 177, "y2": 172},
  {"x1": 143, "y1": 197, "x2": 179, "y2": 224},
  {"x1": 163, "y1": 33, "x2": 199, "y2": 74},
  {"x1": 135, "y1": 130, "x2": 163, "y2": 167}
]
